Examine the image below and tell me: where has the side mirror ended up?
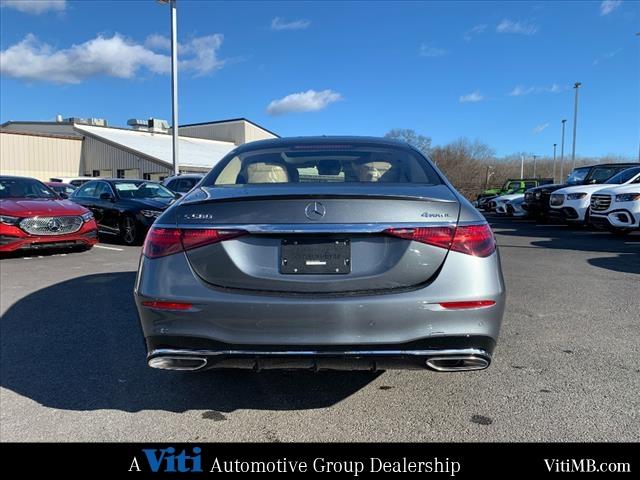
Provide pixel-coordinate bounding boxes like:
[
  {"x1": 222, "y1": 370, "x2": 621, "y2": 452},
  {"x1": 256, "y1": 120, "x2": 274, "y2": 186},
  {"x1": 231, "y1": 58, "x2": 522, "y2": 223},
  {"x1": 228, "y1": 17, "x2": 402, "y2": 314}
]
[
  {"x1": 100, "y1": 192, "x2": 114, "y2": 201},
  {"x1": 59, "y1": 193, "x2": 69, "y2": 199}
]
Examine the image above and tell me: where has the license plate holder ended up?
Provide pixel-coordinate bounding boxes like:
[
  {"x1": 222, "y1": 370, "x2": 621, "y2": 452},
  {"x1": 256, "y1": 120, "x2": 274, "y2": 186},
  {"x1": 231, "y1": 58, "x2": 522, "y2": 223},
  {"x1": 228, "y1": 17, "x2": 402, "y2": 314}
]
[{"x1": 280, "y1": 238, "x2": 351, "y2": 274}]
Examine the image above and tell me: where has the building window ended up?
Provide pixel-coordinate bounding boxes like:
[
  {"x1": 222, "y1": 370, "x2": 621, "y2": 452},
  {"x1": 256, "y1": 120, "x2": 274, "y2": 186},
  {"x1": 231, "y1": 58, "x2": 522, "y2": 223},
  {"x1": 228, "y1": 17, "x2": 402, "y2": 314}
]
[
  {"x1": 92, "y1": 170, "x2": 100, "y2": 177},
  {"x1": 143, "y1": 173, "x2": 151, "y2": 180},
  {"x1": 116, "y1": 169, "x2": 125, "y2": 179}
]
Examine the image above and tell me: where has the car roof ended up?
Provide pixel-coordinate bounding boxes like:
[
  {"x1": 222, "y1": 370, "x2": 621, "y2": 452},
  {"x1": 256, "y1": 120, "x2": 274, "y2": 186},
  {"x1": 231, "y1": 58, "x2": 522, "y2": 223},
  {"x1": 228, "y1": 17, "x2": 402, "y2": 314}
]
[
  {"x1": 233, "y1": 135, "x2": 414, "y2": 154},
  {"x1": 579, "y1": 163, "x2": 639, "y2": 170},
  {"x1": 164, "y1": 174, "x2": 203, "y2": 179},
  {"x1": 88, "y1": 178, "x2": 148, "y2": 183}
]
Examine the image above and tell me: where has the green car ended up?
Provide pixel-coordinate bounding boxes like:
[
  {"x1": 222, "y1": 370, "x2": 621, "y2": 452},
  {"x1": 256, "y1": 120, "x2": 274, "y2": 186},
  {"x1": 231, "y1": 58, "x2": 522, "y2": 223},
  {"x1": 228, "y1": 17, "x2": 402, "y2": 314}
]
[{"x1": 476, "y1": 178, "x2": 553, "y2": 210}]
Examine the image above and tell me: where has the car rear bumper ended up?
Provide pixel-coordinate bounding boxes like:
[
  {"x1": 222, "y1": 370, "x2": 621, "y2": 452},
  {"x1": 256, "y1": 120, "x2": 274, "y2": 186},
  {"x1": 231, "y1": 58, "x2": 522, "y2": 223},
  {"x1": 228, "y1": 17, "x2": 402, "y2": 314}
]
[
  {"x1": 145, "y1": 336, "x2": 495, "y2": 372},
  {"x1": 134, "y1": 247, "x2": 506, "y2": 370},
  {"x1": 0, "y1": 221, "x2": 98, "y2": 252}
]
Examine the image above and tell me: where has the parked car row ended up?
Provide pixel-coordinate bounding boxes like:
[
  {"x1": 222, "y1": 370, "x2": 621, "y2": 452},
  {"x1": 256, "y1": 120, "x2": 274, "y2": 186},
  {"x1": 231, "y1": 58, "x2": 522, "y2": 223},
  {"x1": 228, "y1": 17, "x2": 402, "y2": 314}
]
[
  {"x1": 0, "y1": 173, "x2": 204, "y2": 253},
  {"x1": 479, "y1": 163, "x2": 640, "y2": 235},
  {"x1": 475, "y1": 178, "x2": 553, "y2": 211}
]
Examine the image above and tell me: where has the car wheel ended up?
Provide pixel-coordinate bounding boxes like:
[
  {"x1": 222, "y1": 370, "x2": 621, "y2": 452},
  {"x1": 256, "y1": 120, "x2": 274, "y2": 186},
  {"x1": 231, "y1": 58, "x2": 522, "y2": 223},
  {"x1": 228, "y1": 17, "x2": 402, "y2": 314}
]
[{"x1": 121, "y1": 215, "x2": 141, "y2": 246}]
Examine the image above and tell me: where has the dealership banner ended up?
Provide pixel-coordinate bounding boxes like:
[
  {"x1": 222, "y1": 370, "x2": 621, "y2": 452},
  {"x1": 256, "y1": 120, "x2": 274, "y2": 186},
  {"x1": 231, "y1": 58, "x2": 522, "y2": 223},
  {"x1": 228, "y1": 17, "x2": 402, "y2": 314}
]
[{"x1": 0, "y1": 443, "x2": 634, "y2": 476}]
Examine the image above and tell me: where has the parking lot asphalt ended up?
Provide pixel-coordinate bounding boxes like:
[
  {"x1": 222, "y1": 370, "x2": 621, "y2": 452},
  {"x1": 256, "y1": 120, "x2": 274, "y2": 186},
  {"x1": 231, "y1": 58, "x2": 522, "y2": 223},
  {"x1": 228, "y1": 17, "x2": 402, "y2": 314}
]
[{"x1": 1, "y1": 217, "x2": 638, "y2": 442}]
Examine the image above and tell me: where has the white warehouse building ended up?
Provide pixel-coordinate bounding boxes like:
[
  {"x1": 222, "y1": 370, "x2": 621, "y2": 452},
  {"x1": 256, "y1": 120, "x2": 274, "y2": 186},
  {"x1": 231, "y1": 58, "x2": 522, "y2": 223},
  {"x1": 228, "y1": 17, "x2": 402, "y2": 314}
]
[{"x1": 0, "y1": 117, "x2": 278, "y2": 182}]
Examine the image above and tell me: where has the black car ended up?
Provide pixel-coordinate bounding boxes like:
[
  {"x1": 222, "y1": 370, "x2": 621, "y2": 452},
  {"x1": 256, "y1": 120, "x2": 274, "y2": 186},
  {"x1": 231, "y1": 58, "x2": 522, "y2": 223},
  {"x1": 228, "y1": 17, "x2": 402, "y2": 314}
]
[
  {"x1": 70, "y1": 179, "x2": 179, "y2": 245},
  {"x1": 523, "y1": 163, "x2": 640, "y2": 219}
]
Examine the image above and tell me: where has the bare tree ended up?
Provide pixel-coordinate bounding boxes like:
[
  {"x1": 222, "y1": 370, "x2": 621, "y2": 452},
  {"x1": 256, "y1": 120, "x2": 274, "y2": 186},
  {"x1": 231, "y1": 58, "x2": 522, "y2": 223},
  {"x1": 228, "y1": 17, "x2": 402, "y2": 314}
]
[
  {"x1": 384, "y1": 129, "x2": 634, "y2": 200},
  {"x1": 384, "y1": 129, "x2": 432, "y2": 155}
]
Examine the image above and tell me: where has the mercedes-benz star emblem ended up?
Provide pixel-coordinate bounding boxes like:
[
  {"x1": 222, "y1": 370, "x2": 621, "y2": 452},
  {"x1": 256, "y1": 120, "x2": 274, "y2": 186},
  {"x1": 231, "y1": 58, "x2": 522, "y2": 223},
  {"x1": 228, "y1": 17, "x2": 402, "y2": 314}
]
[
  {"x1": 47, "y1": 218, "x2": 62, "y2": 232},
  {"x1": 304, "y1": 201, "x2": 326, "y2": 220}
]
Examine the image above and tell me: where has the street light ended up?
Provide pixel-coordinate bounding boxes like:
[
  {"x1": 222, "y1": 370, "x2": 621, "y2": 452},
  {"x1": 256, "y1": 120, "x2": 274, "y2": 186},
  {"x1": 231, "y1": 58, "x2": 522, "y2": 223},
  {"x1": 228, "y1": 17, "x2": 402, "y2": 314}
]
[
  {"x1": 532, "y1": 154, "x2": 538, "y2": 178},
  {"x1": 552, "y1": 143, "x2": 557, "y2": 183},
  {"x1": 560, "y1": 119, "x2": 567, "y2": 183},
  {"x1": 157, "y1": 0, "x2": 179, "y2": 176},
  {"x1": 571, "y1": 82, "x2": 581, "y2": 171}
]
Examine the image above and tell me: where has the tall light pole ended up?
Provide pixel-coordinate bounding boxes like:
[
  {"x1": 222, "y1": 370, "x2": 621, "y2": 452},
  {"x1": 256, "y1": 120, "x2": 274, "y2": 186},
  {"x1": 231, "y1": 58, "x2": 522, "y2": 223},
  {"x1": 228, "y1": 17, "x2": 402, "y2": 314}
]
[
  {"x1": 560, "y1": 119, "x2": 566, "y2": 183},
  {"x1": 520, "y1": 154, "x2": 524, "y2": 179},
  {"x1": 532, "y1": 154, "x2": 538, "y2": 178},
  {"x1": 571, "y1": 82, "x2": 581, "y2": 171},
  {"x1": 552, "y1": 143, "x2": 557, "y2": 183},
  {"x1": 158, "y1": 0, "x2": 179, "y2": 176}
]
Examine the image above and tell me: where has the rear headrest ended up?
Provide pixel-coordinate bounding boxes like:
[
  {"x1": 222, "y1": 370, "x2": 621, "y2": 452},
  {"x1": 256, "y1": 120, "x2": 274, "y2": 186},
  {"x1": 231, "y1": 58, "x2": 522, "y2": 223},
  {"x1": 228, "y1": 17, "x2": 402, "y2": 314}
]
[{"x1": 245, "y1": 163, "x2": 290, "y2": 183}]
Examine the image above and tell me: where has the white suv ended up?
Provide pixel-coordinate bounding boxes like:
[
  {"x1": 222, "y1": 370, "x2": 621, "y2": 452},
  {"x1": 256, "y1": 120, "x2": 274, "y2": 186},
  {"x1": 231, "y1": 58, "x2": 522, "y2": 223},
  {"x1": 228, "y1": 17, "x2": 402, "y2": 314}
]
[
  {"x1": 589, "y1": 177, "x2": 640, "y2": 234},
  {"x1": 549, "y1": 166, "x2": 640, "y2": 225}
]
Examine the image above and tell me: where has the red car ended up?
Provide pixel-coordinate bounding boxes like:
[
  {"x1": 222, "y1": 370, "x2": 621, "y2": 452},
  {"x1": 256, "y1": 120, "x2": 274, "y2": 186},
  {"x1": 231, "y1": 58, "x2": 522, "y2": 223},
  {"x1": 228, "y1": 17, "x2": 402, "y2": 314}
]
[{"x1": 0, "y1": 176, "x2": 98, "y2": 253}]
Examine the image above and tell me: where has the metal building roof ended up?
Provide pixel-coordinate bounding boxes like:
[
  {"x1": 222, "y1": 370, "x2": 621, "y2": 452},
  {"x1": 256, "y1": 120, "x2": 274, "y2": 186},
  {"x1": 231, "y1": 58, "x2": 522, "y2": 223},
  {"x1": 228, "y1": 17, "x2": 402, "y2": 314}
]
[{"x1": 74, "y1": 124, "x2": 236, "y2": 168}]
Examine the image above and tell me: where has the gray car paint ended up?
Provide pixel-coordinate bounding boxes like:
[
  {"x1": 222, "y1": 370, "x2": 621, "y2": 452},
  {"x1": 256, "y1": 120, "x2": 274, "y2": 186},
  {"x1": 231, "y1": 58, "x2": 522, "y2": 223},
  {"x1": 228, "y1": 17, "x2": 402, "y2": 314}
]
[{"x1": 134, "y1": 136, "x2": 505, "y2": 370}]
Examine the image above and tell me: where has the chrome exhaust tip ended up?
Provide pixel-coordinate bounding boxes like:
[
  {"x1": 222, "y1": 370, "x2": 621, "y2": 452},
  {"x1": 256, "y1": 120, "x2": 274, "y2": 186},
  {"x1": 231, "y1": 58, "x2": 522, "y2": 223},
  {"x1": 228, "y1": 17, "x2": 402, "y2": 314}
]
[
  {"x1": 148, "y1": 356, "x2": 207, "y2": 371},
  {"x1": 426, "y1": 355, "x2": 489, "y2": 372}
]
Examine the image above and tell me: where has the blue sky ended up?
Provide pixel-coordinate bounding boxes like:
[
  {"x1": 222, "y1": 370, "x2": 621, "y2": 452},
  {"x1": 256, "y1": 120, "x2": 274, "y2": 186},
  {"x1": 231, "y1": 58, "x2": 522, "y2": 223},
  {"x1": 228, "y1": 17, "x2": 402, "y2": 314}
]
[{"x1": 0, "y1": 0, "x2": 638, "y2": 158}]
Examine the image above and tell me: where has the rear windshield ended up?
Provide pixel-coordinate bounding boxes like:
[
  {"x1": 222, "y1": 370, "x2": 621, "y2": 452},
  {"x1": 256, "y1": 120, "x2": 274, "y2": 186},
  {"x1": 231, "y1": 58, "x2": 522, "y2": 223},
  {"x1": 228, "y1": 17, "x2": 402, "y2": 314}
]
[{"x1": 204, "y1": 144, "x2": 442, "y2": 187}]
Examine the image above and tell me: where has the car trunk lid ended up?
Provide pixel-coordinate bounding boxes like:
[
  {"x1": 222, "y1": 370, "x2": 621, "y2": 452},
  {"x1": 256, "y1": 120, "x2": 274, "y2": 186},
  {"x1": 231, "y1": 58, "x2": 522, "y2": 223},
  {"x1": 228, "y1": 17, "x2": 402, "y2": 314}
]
[{"x1": 173, "y1": 185, "x2": 460, "y2": 294}]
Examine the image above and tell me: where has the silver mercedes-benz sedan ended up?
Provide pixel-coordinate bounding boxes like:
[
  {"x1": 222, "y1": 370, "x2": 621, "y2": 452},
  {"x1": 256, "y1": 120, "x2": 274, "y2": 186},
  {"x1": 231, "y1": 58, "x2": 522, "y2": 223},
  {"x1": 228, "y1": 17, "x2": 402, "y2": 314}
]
[{"x1": 134, "y1": 137, "x2": 505, "y2": 372}]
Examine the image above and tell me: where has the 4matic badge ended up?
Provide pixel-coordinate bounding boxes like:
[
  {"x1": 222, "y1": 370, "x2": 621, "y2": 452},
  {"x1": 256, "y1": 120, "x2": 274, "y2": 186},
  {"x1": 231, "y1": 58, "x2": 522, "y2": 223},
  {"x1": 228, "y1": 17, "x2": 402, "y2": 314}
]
[{"x1": 421, "y1": 212, "x2": 450, "y2": 219}]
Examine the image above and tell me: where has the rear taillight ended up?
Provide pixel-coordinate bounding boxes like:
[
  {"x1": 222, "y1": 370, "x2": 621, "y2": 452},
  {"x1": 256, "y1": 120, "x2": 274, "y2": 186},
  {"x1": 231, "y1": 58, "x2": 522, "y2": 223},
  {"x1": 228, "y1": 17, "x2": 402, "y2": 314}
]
[
  {"x1": 142, "y1": 301, "x2": 193, "y2": 311},
  {"x1": 450, "y1": 224, "x2": 496, "y2": 257},
  {"x1": 384, "y1": 223, "x2": 496, "y2": 257},
  {"x1": 439, "y1": 300, "x2": 496, "y2": 310},
  {"x1": 383, "y1": 226, "x2": 455, "y2": 250},
  {"x1": 143, "y1": 227, "x2": 246, "y2": 258}
]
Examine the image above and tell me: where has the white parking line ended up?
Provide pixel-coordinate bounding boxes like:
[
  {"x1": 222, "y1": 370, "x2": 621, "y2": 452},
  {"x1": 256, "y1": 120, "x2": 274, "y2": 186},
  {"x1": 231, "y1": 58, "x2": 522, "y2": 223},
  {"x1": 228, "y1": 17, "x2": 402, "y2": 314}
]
[{"x1": 94, "y1": 245, "x2": 124, "y2": 251}]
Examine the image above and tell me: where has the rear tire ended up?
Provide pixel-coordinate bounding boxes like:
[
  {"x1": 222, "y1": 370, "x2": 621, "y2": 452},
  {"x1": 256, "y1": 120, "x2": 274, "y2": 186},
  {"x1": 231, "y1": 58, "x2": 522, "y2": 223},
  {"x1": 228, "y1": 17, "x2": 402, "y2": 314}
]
[{"x1": 120, "y1": 215, "x2": 141, "y2": 246}]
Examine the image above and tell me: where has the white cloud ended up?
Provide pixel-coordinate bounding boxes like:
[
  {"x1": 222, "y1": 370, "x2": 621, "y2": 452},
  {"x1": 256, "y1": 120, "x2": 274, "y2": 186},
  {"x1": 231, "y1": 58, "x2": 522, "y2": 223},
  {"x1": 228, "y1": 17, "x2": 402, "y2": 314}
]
[
  {"x1": 419, "y1": 43, "x2": 448, "y2": 57},
  {"x1": 496, "y1": 19, "x2": 539, "y2": 35},
  {"x1": 0, "y1": 33, "x2": 226, "y2": 83},
  {"x1": 593, "y1": 48, "x2": 622, "y2": 65},
  {"x1": 459, "y1": 90, "x2": 485, "y2": 103},
  {"x1": 179, "y1": 34, "x2": 226, "y2": 76},
  {"x1": 600, "y1": 1, "x2": 622, "y2": 15},
  {"x1": 464, "y1": 24, "x2": 487, "y2": 41},
  {"x1": 266, "y1": 89, "x2": 342, "y2": 116},
  {"x1": 508, "y1": 84, "x2": 567, "y2": 96},
  {"x1": 271, "y1": 17, "x2": 311, "y2": 31},
  {"x1": 0, "y1": 0, "x2": 65, "y2": 14},
  {"x1": 144, "y1": 33, "x2": 171, "y2": 51},
  {"x1": 532, "y1": 123, "x2": 549, "y2": 134}
]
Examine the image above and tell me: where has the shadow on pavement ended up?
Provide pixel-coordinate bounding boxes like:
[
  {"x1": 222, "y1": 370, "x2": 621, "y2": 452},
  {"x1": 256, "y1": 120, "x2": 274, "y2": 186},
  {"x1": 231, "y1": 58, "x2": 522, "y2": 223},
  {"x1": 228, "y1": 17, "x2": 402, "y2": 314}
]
[
  {"x1": 0, "y1": 272, "x2": 380, "y2": 413},
  {"x1": 487, "y1": 215, "x2": 640, "y2": 275}
]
